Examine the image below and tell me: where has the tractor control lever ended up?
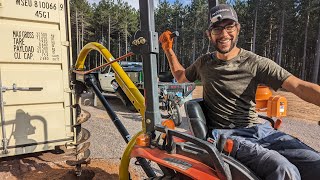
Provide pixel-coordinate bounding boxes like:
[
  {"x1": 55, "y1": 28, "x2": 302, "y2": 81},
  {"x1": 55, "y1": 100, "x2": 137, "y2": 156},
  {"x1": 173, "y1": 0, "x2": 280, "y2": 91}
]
[{"x1": 170, "y1": 31, "x2": 179, "y2": 38}]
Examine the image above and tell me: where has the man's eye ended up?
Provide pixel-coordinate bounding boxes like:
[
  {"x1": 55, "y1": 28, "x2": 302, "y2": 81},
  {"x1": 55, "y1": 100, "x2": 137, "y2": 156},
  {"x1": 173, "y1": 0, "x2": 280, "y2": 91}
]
[
  {"x1": 213, "y1": 27, "x2": 222, "y2": 31},
  {"x1": 225, "y1": 25, "x2": 234, "y2": 30}
]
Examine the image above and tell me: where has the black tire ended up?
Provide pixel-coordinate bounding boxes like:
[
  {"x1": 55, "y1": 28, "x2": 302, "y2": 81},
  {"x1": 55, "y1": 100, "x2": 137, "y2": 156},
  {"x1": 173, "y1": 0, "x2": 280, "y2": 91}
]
[
  {"x1": 160, "y1": 100, "x2": 171, "y2": 119},
  {"x1": 160, "y1": 100, "x2": 182, "y2": 126},
  {"x1": 115, "y1": 88, "x2": 137, "y2": 112},
  {"x1": 171, "y1": 103, "x2": 182, "y2": 126}
]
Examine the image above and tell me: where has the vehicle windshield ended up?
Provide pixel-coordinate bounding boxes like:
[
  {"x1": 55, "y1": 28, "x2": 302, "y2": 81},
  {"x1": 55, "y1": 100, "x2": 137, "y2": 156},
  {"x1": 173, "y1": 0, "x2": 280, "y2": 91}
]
[
  {"x1": 100, "y1": 66, "x2": 114, "y2": 74},
  {"x1": 120, "y1": 62, "x2": 143, "y2": 72},
  {"x1": 100, "y1": 61, "x2": 143, "y2": 74}
]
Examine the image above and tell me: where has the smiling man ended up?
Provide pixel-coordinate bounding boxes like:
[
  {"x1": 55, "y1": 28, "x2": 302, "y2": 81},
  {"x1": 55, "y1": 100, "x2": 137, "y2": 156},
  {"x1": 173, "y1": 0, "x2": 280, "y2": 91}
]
[{"x1": 159, "y1": 3, "x2": 320, "y2": 180}]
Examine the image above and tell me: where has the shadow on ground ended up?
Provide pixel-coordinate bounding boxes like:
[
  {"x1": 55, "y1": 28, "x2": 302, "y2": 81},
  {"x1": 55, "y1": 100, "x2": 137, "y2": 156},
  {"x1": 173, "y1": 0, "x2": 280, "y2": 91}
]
[{"x1": 0, "y1": 150, "x2": 119, "y2": 180}]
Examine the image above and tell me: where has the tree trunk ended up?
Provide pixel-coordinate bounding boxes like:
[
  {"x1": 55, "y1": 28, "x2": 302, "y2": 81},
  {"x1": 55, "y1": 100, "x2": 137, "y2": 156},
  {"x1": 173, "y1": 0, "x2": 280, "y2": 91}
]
[
  {"x1": 182, "y1": 38, "x2": 185, "y2": 66},
  {"x1": 125, "y1": 23, "x2": 128, "y2": 61},
  {"x1": 81, "y1": 14, "x2": 84, "y2": 49},
  {"x1": 253, "y1": 8, "x2": 258, "y2": 53},
  {"x1": 108, "y1": 16, "x2": 111, "y2": 50},
  {"x1": 267, "y1": 23, "x2": 272, "y2": 58},
  {"x1": 207, "y1": 36, "x2": 211, "y2": 53},
  {"x1": 192, "y1": 36, "x2": 196, "y2": 63},
  {"x1": 101, "y1": 25, "x2": 104, "y2": 66},
  {"x1": 174, "y1": 18, "x2": 178, "y2": 53},
  {"x1": 312, "y1": 21, "x2": 320, "y2": 83},
  {"x1": 76, "y1": 9, "x2": 79, "y2": 54},
  {"x1": 201, "y1": 34, "x2": 206, "y2": 54},
  {"x1": 302, "y1": 9, "x2": 310, "y2": 80},
  {"x1": 277, "y1": 10, "x2": 285, "y2": 66},
  {"x1": 118, "y1": 32, "x2": 121, "y2": 57}
]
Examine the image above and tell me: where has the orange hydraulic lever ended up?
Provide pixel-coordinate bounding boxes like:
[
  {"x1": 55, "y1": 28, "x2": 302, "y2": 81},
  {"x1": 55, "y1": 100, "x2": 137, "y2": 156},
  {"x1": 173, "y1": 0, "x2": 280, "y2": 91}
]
[{"x1": 224, "y1": 139, "x2": 234, "y2": 155}]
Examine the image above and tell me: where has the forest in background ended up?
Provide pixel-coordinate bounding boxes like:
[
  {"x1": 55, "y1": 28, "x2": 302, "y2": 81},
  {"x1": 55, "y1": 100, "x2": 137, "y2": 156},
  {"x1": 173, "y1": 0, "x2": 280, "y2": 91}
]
[{"x1": 70, "y1": 0, "x2": 320, "y2": 83}]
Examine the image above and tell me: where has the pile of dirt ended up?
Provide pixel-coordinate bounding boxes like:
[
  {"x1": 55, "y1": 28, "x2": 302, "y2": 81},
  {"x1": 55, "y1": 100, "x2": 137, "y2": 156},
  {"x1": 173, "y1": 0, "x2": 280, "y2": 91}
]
[{"x1": 0, "y1": 150, "x2": 141, "y2": 180}]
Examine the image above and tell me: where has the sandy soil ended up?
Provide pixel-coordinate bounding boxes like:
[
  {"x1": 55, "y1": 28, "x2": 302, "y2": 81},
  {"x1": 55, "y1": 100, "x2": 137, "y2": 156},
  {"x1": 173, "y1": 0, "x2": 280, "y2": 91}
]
[
  {"x1": 0, "y1": 150, "x2": 140, "y2": 180},
  {"x1": 0, "y1": 86, "x2": 319, "y2": 179}
]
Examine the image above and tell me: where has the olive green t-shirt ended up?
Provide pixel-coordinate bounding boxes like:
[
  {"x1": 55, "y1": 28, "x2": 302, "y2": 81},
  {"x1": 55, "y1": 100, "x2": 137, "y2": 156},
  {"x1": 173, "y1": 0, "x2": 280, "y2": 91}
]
[{"x1": 185, "y1": 49, "x2": 291, "y2": 129}]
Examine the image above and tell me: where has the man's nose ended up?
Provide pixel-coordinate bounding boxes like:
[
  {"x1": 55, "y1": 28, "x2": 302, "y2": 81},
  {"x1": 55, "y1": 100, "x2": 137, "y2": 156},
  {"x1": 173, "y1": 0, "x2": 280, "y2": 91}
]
[{"x1": 219, "y1": 28, "x2": 229, "y2": 38}]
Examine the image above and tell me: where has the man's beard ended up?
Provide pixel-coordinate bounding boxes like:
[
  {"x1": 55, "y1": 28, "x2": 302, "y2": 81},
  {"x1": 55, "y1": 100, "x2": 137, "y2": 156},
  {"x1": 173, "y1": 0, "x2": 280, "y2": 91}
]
[{"x1": 213, "y1": 36, "x2": 238, "y2": 54}]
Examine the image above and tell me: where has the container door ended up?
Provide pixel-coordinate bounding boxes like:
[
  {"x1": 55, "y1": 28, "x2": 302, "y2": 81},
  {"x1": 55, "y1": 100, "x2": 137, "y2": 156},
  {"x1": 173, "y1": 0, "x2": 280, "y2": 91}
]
[{"x1": 0, "y1": 0, "x2": 74, "y2": 157}]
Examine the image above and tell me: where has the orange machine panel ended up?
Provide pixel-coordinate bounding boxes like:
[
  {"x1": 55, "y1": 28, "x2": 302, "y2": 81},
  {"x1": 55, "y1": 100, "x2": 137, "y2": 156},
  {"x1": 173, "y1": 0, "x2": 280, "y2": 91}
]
[
  {"x1": 267, "y1": 95, "x2": 287, "y2": 118},
  {"x1": 256, "y1": 85, "x2": 272, "y2": 111}
]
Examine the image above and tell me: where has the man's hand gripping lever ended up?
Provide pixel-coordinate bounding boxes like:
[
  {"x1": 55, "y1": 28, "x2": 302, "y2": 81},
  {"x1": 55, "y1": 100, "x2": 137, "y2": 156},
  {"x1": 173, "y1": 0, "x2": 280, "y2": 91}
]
[
  {"x1": 216, "y1": 134, "x2": 239, "y2": 157},
  {"x1": 159, "y1": 30, "x2": 179, "y2": 51}
]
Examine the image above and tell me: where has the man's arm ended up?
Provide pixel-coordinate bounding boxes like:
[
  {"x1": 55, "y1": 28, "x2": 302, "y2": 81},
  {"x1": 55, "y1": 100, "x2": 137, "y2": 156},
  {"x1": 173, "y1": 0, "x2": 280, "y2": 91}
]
[
  {"x1": 163, "y1": 49, "x2": 189, "y2": 83},
  {"x1": 159, "y1": 31, "x2": 189, "y2": 83},
  {"x1": 282, "y1": 75, "x2": 320, "y2": 106}
]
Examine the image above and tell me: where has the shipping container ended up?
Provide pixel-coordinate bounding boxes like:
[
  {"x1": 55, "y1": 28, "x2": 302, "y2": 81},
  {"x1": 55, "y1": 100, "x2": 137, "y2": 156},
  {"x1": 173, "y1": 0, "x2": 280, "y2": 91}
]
[{"x1": 0, "y1": 0, "x2": 74, "y2": 157}]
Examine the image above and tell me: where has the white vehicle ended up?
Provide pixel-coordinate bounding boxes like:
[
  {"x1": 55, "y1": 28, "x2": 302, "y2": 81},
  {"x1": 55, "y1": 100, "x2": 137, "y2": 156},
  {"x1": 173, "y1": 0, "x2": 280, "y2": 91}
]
[
  {"x1": 98, "y1": 62, "x2": 143, "y2": 93},
  {"x1": 96, "y1": 62, "x2": 143, "y2": 111},
  {"x1": 98, "y1": 66, "x2": 117, "y2": 93}
]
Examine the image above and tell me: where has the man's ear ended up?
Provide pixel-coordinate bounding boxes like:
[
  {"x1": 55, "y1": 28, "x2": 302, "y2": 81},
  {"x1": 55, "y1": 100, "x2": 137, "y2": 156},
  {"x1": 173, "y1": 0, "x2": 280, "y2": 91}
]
[
  {"x1": 236, "y1": 23, "x2": 241, "y2": 34},
  {"x1": 206, "y1": 30, "x2": 212, "y2": 40}
]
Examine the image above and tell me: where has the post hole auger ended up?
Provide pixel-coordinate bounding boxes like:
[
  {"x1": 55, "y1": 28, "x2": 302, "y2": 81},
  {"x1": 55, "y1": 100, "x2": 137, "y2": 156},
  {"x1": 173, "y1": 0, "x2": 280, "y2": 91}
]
[{"x1": 70, "y1": 42, "x2": 156, "y2": 178}]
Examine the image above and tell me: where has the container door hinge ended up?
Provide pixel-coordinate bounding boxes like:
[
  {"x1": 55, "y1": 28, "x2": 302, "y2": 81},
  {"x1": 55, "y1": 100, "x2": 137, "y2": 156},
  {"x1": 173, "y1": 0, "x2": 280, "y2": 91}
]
[
  {"x1": 66, "y1": 132, "x2": 74, "y2": 137},
  {"x1": 61, "y1": 41, "x2": 70, "y2": 47},
  {"x1": 64, "y1": 88, "x2": 72, "y2": 93}
]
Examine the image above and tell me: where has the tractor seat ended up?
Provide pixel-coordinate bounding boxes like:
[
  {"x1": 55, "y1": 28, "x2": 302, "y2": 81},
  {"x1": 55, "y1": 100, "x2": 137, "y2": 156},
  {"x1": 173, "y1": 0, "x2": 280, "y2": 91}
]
[
  {"x1": 184, "y1": 97, "x2": 283, "y2": 139},
  {"x1": 184, "y1": 98, "x2": 208, "y2": 140},
  {"x1": 183, "y1": 98, "x2": 261, "y2": 180}
]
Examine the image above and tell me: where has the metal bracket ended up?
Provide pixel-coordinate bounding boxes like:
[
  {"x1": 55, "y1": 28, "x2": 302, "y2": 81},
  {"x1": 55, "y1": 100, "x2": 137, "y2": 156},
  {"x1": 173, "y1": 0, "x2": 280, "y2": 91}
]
[
  {"x1": 1, "y1": 83, "x2": 43, "y2": 92},
  {"x1": 0, "y1": 80, "x2": 8, "y2": 154},
  {"x1": 131, "y1": 30, "x2": 159, "y2": 55},
  {"x1": 61, "y1": 41, "x2": 70, "y2": 47},
  {"x1": 64, "y1": 88, "x2": 72, "y2": 93}
]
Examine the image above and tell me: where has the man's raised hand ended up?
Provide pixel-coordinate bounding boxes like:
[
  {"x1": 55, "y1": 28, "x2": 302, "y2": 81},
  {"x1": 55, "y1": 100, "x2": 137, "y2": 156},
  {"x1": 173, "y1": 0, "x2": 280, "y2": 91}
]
[{"x1": 159, "y1": 30, "x2": 173, "y2": 51}]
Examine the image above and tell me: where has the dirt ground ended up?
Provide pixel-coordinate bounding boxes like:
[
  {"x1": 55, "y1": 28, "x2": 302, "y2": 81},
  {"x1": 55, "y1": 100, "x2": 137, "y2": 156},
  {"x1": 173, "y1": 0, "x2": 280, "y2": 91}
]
[
  {"x1": 0, "y1": 86, "x2": 319, "y2": 179},
  {"x1": 0, "y1": 150, "x2": 141, "y2": 180}
]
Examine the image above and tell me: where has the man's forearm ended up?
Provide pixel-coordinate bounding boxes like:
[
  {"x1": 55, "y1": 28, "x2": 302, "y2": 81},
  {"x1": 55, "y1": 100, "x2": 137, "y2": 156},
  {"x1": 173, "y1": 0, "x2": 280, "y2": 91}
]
[
  {"x1": 164, "y1": 49, "x2": 188, "y2": 83},
  {"x1": 295, "y1": 82, "x2": 320, "y2": 106},
  {"x1": 283, "y1": 76, "x2": 320, "y2": 106}
]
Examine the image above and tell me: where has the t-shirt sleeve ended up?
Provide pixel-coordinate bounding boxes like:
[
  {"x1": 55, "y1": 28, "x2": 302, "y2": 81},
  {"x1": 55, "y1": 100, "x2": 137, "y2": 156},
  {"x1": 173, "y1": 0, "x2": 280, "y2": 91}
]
[
  {"x1": 185, "y1": 56, "x2": 204, "y2": 82},
  {"x1": 256, "y1": 57, "x2": 292, "y2": 91}
]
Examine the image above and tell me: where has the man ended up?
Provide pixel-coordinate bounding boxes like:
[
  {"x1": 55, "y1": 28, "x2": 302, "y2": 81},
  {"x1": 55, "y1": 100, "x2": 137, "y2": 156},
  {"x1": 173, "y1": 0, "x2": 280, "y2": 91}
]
[{"x1": 159, "y1": 4, "x2": 320, "y2": 180}]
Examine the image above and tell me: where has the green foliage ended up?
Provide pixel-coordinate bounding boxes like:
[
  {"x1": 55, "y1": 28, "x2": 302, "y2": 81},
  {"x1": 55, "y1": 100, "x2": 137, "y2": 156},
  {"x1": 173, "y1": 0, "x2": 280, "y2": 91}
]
[{"x1": 69, "y1": 0, "x2": 320, "y2": 83}]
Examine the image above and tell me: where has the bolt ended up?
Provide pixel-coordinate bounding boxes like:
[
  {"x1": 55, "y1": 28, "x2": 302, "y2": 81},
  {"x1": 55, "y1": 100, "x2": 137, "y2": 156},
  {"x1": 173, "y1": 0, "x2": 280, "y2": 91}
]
[
  {"x1": 146, "y1": 119, "x2": 151, "y2": 124},
  {"x1": 132, "y1": 40, "x2": 138, "y2": 46},
  {"x1": 139, "y1": 37, "x2": 146, "y2": 45}
]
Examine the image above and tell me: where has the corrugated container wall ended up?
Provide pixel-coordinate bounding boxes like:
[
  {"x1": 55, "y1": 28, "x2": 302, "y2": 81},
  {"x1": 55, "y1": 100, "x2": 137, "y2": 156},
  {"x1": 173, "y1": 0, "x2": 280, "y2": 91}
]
[{"x1": 0, "y1": 0, "x2": 74, "y2": 157}]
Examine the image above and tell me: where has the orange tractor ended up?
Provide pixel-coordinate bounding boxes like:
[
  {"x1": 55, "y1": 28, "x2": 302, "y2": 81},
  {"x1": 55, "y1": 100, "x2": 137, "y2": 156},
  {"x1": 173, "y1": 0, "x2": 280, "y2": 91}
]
[{"x1": 70, "y1": 0, "x2": 288, "y2": 179}]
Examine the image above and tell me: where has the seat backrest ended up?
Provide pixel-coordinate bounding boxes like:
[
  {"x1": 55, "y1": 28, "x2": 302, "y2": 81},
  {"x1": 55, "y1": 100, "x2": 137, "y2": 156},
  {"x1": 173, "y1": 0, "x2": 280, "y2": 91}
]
[{"x1": 184, "y1": 98, "x2": 208, "y2": 140}]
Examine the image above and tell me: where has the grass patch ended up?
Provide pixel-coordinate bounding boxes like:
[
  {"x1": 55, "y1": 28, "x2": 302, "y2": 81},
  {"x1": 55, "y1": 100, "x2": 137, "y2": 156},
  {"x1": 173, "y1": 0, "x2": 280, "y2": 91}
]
[{"x1": 195, "y1": 80, "x2": 202, "y2": 86}]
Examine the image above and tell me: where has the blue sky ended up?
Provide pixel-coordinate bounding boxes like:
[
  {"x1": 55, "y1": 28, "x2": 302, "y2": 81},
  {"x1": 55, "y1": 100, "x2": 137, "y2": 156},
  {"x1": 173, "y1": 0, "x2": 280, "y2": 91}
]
[{"x1": 88, "y1": 0, "x2": 192, "y2": 10}]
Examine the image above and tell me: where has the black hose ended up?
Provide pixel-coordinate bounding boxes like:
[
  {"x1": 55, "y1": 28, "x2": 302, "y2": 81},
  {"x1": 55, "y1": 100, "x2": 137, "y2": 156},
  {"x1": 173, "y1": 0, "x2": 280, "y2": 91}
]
[{"x1": 85, "y1": 75, "x2": 156, "y2": 177}]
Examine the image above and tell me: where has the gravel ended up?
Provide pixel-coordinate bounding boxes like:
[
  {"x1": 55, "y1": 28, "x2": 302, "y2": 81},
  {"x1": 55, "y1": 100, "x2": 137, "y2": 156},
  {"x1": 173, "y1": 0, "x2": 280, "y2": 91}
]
[
  {"x1": 281, "y1": 117, "x2": 320, "y2": 151},
  {"x1": 80, "y1": 93, "x2": 320, "y2": 178},
  {"x1": 82, "y1": 95, "x2": 144, "y2": 160}
]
